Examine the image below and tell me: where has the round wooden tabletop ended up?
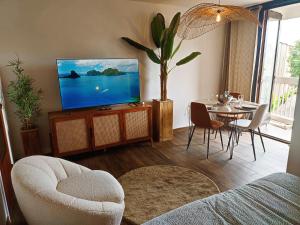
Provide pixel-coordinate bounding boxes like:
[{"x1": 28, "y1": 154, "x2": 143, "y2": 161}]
[{"x1": 194, "y1": 100, "x2": 258, "y2": 115}]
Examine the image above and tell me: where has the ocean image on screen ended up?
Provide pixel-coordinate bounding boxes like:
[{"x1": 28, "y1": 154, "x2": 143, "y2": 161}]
[{"x1": 57, "y1": 59, "x2": 140, "y2": 110}]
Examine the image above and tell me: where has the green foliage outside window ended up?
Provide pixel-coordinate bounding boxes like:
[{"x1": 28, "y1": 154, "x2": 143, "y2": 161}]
[
  {"x1": 288, "y1": 40, "x2": 300, "y2": 77},
  {"x1": 271, "y1": 88, "x2": 297, "y2": 112}
]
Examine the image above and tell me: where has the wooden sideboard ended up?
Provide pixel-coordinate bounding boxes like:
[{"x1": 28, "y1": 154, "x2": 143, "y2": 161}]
[{"x1": 49, "y1": 104, "x2": 152, "y2": 156}]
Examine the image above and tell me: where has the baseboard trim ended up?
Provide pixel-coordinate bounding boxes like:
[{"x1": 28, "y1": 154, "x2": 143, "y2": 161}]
[
  {"x1": 173, "y1": 127, "x2": 188, "y2": 132},
  {"x1": 253, "y1": 130, "x2": 291, "y2": 145}
]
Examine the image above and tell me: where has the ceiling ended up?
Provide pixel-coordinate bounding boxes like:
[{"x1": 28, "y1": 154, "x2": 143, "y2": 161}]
[
  {"x1": 132, "y1": 0, "x2": 271, "y2": 8},
  {"x1": 274, "y1": 3, "x2": 300, "y2": 19}
]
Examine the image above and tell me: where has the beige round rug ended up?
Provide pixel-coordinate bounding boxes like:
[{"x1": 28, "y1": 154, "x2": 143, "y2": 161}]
[{"x1": 118, "y1": 165, "x2": 220, "y2": 225}]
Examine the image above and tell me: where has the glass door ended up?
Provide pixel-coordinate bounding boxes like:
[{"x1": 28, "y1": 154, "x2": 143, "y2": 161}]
[
  {"x1": 259, "y1": 11, "x2": 282, "y2": 106},
  {"x1": 258, "y1": 9, "x2": 300, "y2": 143}
]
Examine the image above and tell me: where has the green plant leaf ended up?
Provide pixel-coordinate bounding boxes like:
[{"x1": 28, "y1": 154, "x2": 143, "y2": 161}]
[
  {"x1": 151, "y1": 13, "x2": 165, "y2": 48},
  {"x1": 160, "y1": 29, "x2": 167, "y2": 46},
  {"x1": 121, "y1": 37, "x2": 160, "y2": 64},
  {"x1": 176, "y1": 52, "x2": 201, "y2": 66},
  {"x1": 162, "y1": 29, "x2": 176, "y2": 60},
  {"x1": 161, "y1": 13, "x2": 181, "y2": 60},
  {"x1": 121, "y1": 37, "x2": 150, "y2": 52},
  {"x1": 171, "y1": 40, "x2": 182, "y2": 59},
  {"x1": 169, "y1": 12, "x2": 181, "y2": 36},
  {"x1": 7, "y1": 57, "x2": 42, "y2": 129},
  {"x1": 146, "y1": 49, "x2": 161, "y2": 64}
]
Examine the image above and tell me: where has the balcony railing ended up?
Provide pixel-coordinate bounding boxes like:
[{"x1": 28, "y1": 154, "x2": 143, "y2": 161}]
[{"x1": 271, "y1": 76, "x2": 299, "y2": 123}]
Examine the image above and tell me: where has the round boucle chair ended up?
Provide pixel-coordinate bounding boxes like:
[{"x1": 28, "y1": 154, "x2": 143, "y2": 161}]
[{"x1": 11, "y1": 155, "x2": 125, "y2": 225}]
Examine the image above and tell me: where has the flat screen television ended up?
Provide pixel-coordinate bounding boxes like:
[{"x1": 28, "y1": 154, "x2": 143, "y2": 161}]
[{"x1": 56, "y1": 59, "x2": 140, "y2": 110}]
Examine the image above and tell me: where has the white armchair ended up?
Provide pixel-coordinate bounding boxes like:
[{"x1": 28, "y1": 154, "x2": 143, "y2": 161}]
[{"x1": 11, "y1": 155, "x2": 125, "y2": 225}]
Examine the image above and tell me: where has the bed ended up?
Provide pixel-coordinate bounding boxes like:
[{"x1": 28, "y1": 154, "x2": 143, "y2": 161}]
[{"x1": 143, "y1": 173, "x2": 300, "y2": 225}]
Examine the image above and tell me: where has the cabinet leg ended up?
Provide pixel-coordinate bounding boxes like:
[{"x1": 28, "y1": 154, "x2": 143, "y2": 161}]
[{"x1": 150, "y1": 138, "x2": 154, "y2": 147}]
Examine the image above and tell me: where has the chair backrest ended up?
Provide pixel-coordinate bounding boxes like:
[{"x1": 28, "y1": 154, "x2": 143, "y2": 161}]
[
  {"x1": 230, "y1": 92, "x2": 241, "y2": 99},
  {"x1": 190, "y1": 102, "x2": 211, "y2": 128},
  {"x1": 249, "y1": 104, "x2": 268, "y2": 129}
]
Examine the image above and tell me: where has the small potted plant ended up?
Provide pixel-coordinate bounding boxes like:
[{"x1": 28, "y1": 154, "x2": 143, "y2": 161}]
[{"x1": 7, "y1": 58, "x2": 42, "y2": 156}]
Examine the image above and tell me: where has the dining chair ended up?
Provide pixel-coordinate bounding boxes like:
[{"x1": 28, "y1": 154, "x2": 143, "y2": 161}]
[
  {"x1": 227, "y1": 104, "x2": 268, "y2": 160},
  {"x1": 187, "y1": 102, "x2": 224, "y2": 159},
  {"x1": 228, "y1": 92, "x2": 241, "y2": 99}
]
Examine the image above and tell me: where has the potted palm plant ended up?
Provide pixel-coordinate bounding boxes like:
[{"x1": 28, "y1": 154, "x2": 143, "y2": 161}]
[
  {"x1": 122, "y1": 12, "x2": 201, "y2": 141},
  {"x1": 7, "y1": 58, "x2": 42, "y2": 156}
]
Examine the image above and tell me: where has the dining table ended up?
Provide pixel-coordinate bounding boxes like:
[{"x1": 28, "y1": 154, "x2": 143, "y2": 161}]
[{"x1": 192, "y1": 99, "x2": 260, "y2": 159}]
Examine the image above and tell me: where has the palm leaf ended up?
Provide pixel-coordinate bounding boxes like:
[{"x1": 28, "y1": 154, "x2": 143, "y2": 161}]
[
  {"x1": 162, "y1": 29, "x2": 177, "y2": 60},
  {"x1": 171, "y1": 40, "x2": 182, "y2": 59},
  {"x1": 161, "y1": 13, "x2": 181, "y2": 60},
  {"x1": 146, "y1": 49, "x2": 161, "y2": 64},
  {"x1": 151, "y1": 13, "x2": 165, "y2": 48},
  {"x1": 176, "y1": 52, "x2": 201, "y2": 66},
  {"x1": 168, "y1": 12, "x2": 181, "y2": 36},
  {"x1": 121, "y1": 37, "x2": 150, "y2": 52}
]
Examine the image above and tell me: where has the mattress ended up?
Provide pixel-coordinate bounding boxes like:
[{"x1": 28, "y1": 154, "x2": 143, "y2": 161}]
[{"x1": 143, "y1": 173, "x2": 300, "y2": 225}]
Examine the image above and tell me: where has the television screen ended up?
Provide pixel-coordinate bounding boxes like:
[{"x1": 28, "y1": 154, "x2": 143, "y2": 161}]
[{"x1": 56, "y1": 59, "x2": 140, "y2": 110}]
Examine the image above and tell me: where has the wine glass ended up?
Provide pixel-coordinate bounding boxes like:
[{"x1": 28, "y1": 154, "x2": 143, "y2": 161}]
[{"x1": 238, "y1": 95, "x2": 244, "y2": 107}]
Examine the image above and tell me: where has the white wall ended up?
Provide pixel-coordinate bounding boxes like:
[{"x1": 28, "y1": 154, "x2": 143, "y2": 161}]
[
  {"x1": 287, "y1": 80, "x2": 300, "y2": 177},
  {"x1": 0, "y1": 0, "x2": 225, "y2": 159}
]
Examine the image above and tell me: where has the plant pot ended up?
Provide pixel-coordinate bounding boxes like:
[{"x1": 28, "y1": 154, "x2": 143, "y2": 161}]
[
  {"x1": 152, "y1": 99, "x2": 173, "y2": 142},
  {"x1": 21, "y1": 127, "x2": 41, "y2": 156}
]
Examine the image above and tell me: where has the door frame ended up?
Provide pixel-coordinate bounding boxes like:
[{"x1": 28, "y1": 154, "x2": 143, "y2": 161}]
[
  {"x1": 0, "y1": 104, "x2": 12, "y2": 222},
  {"x1": 251, "y1": 0, "x2": 300, "y2": 102},
  {"x1": 257, "y1": 11, "x2": 282, "y2": 110}
]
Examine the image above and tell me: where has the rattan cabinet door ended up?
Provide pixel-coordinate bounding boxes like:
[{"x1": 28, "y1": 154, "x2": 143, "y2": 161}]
[
  {"x1": 125, "y1": 110, "x2": 149, "y2": 140},
  {"x1": 55, "y1": 118, "x2": 90, "y2": 154},
  {"x1": 92, "y1": 114, "x2": 121, "y2": 148}
]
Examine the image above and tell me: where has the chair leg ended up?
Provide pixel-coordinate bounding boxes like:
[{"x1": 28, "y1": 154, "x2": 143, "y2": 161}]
[
  {"x1": 237, "y1": 130, "x2": 241, "y2": 144},
  {"x1": 258, "y1": 127, "x2": 266, "y2": 152},
  {"x1": 235, "y1": 127, "x2": 239, "y2": 144},
  {"x1": 250, "y1": 130, "x2": 256, "y2": 161},
  {"x1": 203, "y1": 128, "x2": 206, "y2": 144},
  {"x1": 186, "y1": 126, "x2": 196, "y2": 151},
  {"x1": 187, "y1": 125, "x2": 192, "y2": 141},
  {"x1": 227, "y1": 127, "x2": 233, "y2": 152},
  {"x1": 207, "y1": 128, "x2": 210, "y2": 159},
  {"x1": 215, "y1": 130, "x2": 218, "y2": 139},
  {"x1": 219, "y1": 128, "x2": 224, "y2": 150}
]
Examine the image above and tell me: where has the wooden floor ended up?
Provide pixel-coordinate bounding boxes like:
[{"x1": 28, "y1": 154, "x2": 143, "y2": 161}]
[{"x1": 10, "y1": 127, "x2": 289, "y2": 225}]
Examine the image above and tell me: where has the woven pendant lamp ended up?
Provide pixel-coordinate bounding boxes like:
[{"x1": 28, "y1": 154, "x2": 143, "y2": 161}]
[{"x1": 178, "y1": 2, "x2": 260, "y2": 40}]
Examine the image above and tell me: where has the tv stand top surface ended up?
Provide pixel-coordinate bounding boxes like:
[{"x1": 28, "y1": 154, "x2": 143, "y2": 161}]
[
  {"x1": 96, "y1": 106, "x2": 112, "y2": 111},
  {"x1": 48, "y1": 103, "x2": 151, "y2": 118}
]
